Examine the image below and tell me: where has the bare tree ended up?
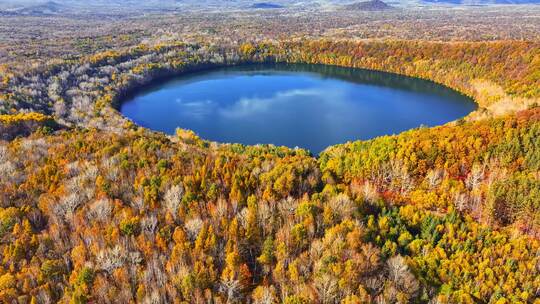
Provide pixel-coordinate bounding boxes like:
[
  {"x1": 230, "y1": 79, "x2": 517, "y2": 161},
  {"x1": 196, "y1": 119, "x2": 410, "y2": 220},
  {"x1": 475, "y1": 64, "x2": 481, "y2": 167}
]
[
  {"x1": 328, "y1": 193, "x2": 355, "y2": 220},
  {"x1": 466, "y1": 164, "x2": 484, "y2": 191},
  {"x1": 219, "y1": 279, "x2": 241, "y2": 303},
  {"x1": 54, "y1": 193, "x2": 83, "y2": 221},
  {"x1": 0, "y1": 145, "x2": 19, "y2": 184},
  {"x1": 88, "y1": 198, "x2": 112, "y2": 222},
  {"x1": 386, "y1": 255, "x2": 419, "y2": 297},
  {"x1": 378, "y1": 159, "x2": 413, "y2": 193},
  {"x1": 362, "y1": 181, "x2": 379, "y2": 203},
  {"x1": 96, "y1": 245, "x2": 126, "y2": 274},
  {"x1": 314, "y1": 274, "x2": 340, "y2": 304},
  {"x1": 185, "y1": 217, "x2": 204, "y2": 241},
  {"x1": 164, "y1": 184, "x2": 183, "y2": 219},
  {"x1": 425, "y1": 169, "x2": 444, "y2": 189},
  {"x1": 141, "y1": 214, "x2": 158, "y2": 236},
  {"x1": 0, "y1": 146, "x2": 9, "y2": 164},
  {"x1": 454, "y1": 192, "x2": 469, "y2": 212}
]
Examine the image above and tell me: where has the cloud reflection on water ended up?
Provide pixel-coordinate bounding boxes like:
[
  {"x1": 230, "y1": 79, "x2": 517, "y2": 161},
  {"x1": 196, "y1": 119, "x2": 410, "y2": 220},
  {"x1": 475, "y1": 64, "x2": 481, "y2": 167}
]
[{"x1": 120, "y1": 64, "x2": 476, "y2": 154}]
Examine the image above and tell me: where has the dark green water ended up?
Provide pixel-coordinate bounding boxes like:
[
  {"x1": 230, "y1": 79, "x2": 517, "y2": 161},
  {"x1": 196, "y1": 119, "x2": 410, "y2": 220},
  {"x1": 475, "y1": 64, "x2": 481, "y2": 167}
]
[{"x1": 120, "y1": 63, "x2": 476, "y2": 154}]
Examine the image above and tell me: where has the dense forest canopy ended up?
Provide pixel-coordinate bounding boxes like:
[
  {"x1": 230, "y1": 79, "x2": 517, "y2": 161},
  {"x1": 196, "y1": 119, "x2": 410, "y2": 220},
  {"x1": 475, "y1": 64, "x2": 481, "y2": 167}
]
[{"x1": 0, "y1": 28, "x2": 539, "y2": 304}]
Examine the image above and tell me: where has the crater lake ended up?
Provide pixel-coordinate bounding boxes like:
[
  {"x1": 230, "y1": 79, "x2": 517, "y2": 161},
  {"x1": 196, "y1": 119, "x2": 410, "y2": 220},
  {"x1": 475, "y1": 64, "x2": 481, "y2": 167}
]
[{"x1": 120, "y1": 63, "x2": 477, "y2": 154}]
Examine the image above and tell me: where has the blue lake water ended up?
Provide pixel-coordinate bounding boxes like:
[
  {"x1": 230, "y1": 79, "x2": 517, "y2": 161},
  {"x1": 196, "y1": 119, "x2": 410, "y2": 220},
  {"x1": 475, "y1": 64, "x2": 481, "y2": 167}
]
[{"x1": 120, "y1": 63, "x2": 477, "y2": 154}]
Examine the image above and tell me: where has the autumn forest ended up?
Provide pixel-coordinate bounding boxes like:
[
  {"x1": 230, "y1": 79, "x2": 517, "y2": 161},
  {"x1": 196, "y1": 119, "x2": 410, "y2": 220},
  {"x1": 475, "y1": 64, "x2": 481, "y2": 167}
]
[{"x1": 0, "y1": 2, "x2": 539, "y2": 304}]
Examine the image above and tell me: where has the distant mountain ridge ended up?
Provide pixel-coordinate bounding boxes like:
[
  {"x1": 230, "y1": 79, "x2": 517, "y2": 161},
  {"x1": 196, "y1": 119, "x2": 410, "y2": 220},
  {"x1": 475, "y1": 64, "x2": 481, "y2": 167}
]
[
  {"x1": 1, "y1": 0, "x2": 66, "y2": 15},
  {"x1": 423, "y1": 0, "x2": 540, "y2": 3},
  {"x1": 345, "y1": 0, "x2": 392, "y2": 10},
  {"x1": 0, "y1": 0, "x2": 538, "y2": 15},
  {"x1": 250, "y1": 2, "x2": 284, "y2": 8}
]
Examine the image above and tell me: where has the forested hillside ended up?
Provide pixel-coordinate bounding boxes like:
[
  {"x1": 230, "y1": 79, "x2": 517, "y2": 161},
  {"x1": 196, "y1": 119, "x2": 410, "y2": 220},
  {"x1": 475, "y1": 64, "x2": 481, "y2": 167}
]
[
  {"x1": 2, "y1": 40, "x2": 538, "y2": 123},
  {"x1": 0, "y1": 39, "x2": 539, "y2": 303},
  {"x1": 1, "y1": 108, "x2": 539, "y2": 303}
]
